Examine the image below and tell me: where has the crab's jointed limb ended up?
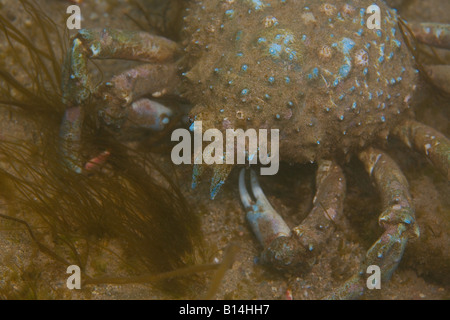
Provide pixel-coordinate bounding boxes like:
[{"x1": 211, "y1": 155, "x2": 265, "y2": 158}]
[
  {"x1": 327, "y1": 147, "x2": 419, "y2": 300},
  {"x1": 239, "y1": 168, "x2": 291, "y2": 248},
  {"x1": 394, "y1": 120, "x2": 450, "y2": 180},
  {"x1": 408, "y1": 22, "x2": 450, "y2": 94},
  {"x1": 239, "y1": 159, "x2": 346, "y2": 273},
  {"x1": 409, "y1": 22, "x2": 450, "y2": 50},
  {"x1": 60, "y1": 28, "x2": 181, "y2": 173}
]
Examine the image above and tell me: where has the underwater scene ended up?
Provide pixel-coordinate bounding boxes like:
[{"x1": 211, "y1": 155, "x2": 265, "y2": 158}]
[{"x1": 0, "y1": 0, "x2": 448, "y2": 300}]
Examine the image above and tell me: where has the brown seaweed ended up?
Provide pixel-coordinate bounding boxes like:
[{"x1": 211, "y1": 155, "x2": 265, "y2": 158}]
[{"x1": 0, "y1": 0, "x2": 216, "y2": 298}]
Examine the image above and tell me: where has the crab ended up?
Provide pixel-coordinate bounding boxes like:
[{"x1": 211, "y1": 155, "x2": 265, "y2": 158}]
[{"x1": 60, "y1": 0, "x2": 450, "y2": 299}]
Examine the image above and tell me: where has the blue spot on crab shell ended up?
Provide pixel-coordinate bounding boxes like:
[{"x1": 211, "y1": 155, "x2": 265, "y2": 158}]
[
  {"x1": 380, "y1": 44, "x2": 385, "y2": 55},
  {"x1": 225, "y1": 9, "x2": 234, "y2": 18},
  {"x1": 339, "y1": 64, "x2": 351, "y2": 78},
  {"x1": 307, "y1": 67, "x2": 319, "y2": 80},
  {"x1": 247, "y1": 0, "x2": 268, "y2": 11},
  {"x1": 339, "y1": 38, "x2": 356, "y2": 55},
  {"x1": 258, "y1": 37, "x2": 267, "y2": 43},
  {"x1": 284, "y1": 34, "x2": 294, "y2": 44},
  {"x1": 269, "y1": 43, "x2": 283, "y2": 57}
]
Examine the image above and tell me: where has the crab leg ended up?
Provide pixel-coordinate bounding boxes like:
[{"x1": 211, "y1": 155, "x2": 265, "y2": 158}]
[
  {"x1": 406, "y1": 22, "x2": 450, "y2": 93},
  {"x1": 60, "y1": 29, "x2": 180, "y2": 173},
  {"x1": 327, "y1": 148, "x2": 419, "y2": 300},
  {"x1": 422, "y1": 65, "x2": 450, "y2": 94},
  {"x1": 393, "y1": 120, "x2": 450, "y2": 180},
  {"x1": 409, "y1": 22, "x2": 450, "y2": 50},
  {"x1": 239, "y1": 160, "x2": 346, "y2": 272},
  {"x1": 291, "y1": 160, "x2": 346, "y2": 256}
]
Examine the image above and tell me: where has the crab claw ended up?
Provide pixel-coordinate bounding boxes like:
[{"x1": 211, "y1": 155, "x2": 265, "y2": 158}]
[
  {"x1": 239, "y1": 168, "x2": 311, "y2": 271},
  {"x1": 239, "y1": 161, "x2": 346, "y2": 273},
  {"x1": 239, "y1": 168, "x2": 291, "y2": 247}
]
